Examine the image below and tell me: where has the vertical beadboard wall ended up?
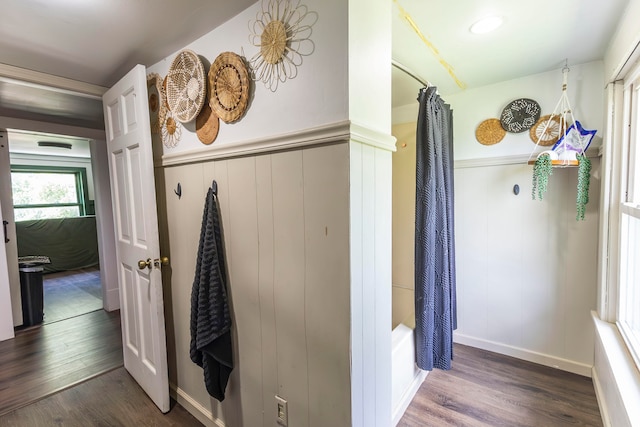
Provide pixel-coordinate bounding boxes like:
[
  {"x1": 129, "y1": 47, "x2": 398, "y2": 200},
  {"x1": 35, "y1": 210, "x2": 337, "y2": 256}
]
[
  {"x1": 159, "y1": 143, "x2": 352, "y2": 427},
  {"x1": 350, "y1": 140, "x2": 393, "y2": 427}
]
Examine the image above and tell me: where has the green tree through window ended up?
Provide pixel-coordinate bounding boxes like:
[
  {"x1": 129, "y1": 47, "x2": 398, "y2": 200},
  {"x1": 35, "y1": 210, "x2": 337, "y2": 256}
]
[{"x1": 11, "y1": 166, "x2": 89, "y2": 221}]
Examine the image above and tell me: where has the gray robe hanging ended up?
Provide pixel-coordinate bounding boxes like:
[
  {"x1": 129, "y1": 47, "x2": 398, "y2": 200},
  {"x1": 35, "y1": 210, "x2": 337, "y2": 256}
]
[
  {"x1": 190, "y1": 186, "x2": 233, "y2": 401},
  {"x1": 415, "y1": 86, "x2": 457, "y2": 371}
]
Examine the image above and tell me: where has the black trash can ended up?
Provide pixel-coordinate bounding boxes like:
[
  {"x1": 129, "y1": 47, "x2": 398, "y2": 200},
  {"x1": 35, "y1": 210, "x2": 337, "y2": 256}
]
[{"x1": 19, "y1": 265, "x2": 44, "y2": 326}]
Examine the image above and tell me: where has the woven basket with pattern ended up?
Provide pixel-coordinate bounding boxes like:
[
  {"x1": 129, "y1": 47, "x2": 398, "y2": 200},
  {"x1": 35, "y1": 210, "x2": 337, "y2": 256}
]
[
  {"x1": 208, "y1": 51, "x2": 250, "y2": 123},
  {"x1": 165, "y1": 49, "x2": 206, "y2": 123}
]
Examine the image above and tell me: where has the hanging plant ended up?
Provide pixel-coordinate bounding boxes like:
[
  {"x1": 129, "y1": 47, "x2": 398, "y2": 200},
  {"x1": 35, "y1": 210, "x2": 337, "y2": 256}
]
[
  {"x1": 576, "y1": 154, "x2": 591, "y2": 221},
  {"x1": 532, "y1": 154, "x2": 553, "y2": 200}
]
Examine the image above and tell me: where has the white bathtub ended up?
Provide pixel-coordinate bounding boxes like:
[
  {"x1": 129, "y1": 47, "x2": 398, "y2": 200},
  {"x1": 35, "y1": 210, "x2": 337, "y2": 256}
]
[{"x1": 391, "y1": 286, "x2": 427, "y2": 425}]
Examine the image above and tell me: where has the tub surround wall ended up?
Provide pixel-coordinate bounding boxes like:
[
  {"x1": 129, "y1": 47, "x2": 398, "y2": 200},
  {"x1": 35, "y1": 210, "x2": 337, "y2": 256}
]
[{"x1": 391, "y1": 122, "x2": 417, "y2": 331}]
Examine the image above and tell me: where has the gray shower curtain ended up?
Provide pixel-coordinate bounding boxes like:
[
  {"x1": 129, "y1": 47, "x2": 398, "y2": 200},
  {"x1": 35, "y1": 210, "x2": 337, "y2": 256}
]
[{"x1": 415, "y1": 86, "x2": 457, "y2": 371}]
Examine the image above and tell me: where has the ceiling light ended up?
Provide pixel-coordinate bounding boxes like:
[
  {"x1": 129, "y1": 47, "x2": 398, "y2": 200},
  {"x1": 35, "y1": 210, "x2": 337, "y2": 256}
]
[
  {"x1": 469, "y1": 16, "x2": 503, "y2": 34},
  {"x1": 38, "y1": 141, "x2": 72, "y2": 149}
]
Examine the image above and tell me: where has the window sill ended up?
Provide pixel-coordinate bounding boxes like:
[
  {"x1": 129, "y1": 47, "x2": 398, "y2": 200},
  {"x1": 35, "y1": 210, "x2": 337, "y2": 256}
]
[{"x1": 592, "y1": 311, "x2": 640, "y2": 427}]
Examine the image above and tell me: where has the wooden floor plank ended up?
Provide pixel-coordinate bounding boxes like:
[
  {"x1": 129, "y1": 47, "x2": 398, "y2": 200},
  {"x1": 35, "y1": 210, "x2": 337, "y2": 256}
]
[
  {"x1": 0, "y1": 368, "x2": 203, "y2": 427},
  {"x1": 399, "y1": 344, "x2": 603, "y2": 427},
  {"x1": 0, "y1": 310, "x2": 123, "y2": 416}
]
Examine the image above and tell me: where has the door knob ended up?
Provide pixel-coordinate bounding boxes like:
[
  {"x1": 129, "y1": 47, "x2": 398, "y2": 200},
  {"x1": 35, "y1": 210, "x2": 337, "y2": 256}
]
[
  {"x1": 138, "y1": 258, "x2": 152, "y2": 270},
  {"x1": 154, "y1": 256, "x2": 170, "y2": 268}
]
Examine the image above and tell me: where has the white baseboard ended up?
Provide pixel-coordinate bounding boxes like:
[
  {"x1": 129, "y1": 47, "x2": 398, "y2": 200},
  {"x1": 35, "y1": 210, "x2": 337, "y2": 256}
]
[
  {"x1": 392, "y1": 370, "x2": 427, "y2": 426},
  {"x1": 170, "y1": 384, "x2": 224, "y2": 427},
  {"x1": 453, "y1": 333, "x2": 593, "y2": 377},
  {"x1": 592, "y1": 367, "x2": 612, "y2": 427},
  {"x1": 103, "y1": 288, "x2": 120, "y2": 312}
]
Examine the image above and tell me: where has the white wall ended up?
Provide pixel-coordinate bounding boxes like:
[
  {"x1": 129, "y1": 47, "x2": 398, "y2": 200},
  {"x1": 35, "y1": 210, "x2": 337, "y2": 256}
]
[
  {"x1": 451, "y1": 63, "x2": 604, "y2": 375},
  {"x1": 391, "y1": 122, "x2": 416, "y2": 329},
  {"x1": 90, "y1": 139, "x2": 119, "y2": 311},
  {"x1": 455, "y1": 160, "x2": 600, "y2": 375},
  {"x1": 448, "y1": 61, "x2": 605, "y2": 161},
  {"x1": 604, "y1": 0, "x2": 640, "y2": 80},
  {"x1": 148, "y1": 0, "x2": 395, "y2": 426},
  {"x1": 347, "y1": 1, "x2": 393, "y2": 426},
  {"x1": 391, "y1": 62, "x2": 604, "y2": 376},
  {"x1": 148, "y1": 0, "x2": 349, "y2": 159}
]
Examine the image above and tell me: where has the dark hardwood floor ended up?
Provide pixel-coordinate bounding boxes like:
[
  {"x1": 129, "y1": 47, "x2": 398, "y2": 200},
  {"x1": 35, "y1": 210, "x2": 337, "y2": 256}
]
[
  {"x1": 0, "y1": 368, "x2": 203, "y2": 427},
  {"x1": 399, "y1": 344, "x2": 603, "y2": 427},
  {"x1": 0, "y1": 310, "x2": 123, "y2": 416},
  {"x1": 42, "y1": 267, "x2": 103, "y2": 324}
]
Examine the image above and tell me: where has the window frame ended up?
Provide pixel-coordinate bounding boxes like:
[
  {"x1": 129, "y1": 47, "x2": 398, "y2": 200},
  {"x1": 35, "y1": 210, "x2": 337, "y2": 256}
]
[
  {"x1": 10, "y1": 165, "x2": 90, "y2": 220},
  {"x1": 615, "y1": 63, "x2": 640, "y2": 370}
]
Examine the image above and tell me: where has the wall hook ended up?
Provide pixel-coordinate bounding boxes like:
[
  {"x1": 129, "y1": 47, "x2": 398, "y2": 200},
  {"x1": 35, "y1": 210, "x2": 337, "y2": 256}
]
[
  {"x1": 174, "y1": 183, "x2": 182, "y2": 199},
  {"x1": 513, "y1": 184, "x2": 520, "y2": 196}
]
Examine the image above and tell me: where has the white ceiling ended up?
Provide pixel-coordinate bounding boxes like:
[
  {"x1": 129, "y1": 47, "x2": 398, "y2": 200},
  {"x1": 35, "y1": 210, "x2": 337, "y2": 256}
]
[
  {"x1": 8, "y1": 130, "x2": 91, "y2": 158},
  {"x1": 392, "y1": 0, "x2": 629, "y2": 106},
  {"x1": 0, "y1": 0, "x2": 631, "y2": 151},
  {"x1": 0, "y1": 0, "x2": 256, "y2": 87}
]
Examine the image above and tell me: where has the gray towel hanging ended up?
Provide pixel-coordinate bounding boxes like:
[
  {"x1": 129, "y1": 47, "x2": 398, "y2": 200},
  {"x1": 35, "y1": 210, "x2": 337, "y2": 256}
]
[{"x1": 189, "y1": 184, "x2": 233, "y2": 401}]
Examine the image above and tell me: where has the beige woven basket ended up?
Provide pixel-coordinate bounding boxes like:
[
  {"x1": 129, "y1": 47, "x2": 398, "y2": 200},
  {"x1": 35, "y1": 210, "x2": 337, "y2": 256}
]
[
  {"x1": 165, "y1": 49, "x2": 206, "y2": 123},
  {"x1": 529, "y1": 114, "x2": 563, "y2": 146},
  {"x1": 208, "y1": 51, "x2": 250, "y2": 123},
  {"x1": 476, "y1": 118, "x2": 506, "y2": 145},
  {"x1": 147, "y1": 73, "x2": 167, "y2": 135}
]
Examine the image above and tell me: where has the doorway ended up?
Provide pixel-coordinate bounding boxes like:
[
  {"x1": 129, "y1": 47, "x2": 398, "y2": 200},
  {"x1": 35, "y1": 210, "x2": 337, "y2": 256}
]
[
  {"x1": 7, "y1": 129, "x2": 104, "y2": 325},
  {"x1": 2, "y1": 125, "x2": 119, "y2": 332}
]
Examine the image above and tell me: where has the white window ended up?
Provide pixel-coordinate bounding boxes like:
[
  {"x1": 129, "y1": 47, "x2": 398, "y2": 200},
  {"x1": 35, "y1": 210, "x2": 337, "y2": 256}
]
[
  {"x1": 11, "y1": 167, "x2": 89, "y2": 221},
  {"x1": 618, "y1": 68, "x2": 640, "y2": 368}
]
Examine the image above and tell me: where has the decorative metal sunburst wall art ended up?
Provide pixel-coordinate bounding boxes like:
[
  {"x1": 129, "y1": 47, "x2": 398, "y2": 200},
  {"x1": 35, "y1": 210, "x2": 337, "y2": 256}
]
[{"x1": 248, "y1": 0, "x2": 317, "y2": 91}]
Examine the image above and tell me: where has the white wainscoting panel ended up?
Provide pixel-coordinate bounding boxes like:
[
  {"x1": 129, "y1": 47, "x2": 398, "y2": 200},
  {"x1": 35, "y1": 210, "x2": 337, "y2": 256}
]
[
  {"x1": 161, "y1": 142, "x2": 352, "y2": 427},
  {"x1": 454, "y1": 160, "x2": 600, "y2": 376}
]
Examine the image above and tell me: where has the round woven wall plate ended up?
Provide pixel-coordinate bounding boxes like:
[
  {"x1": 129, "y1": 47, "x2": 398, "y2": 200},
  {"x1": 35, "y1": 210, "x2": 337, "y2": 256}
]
[
  {"x1": 208, "y1": 51, "x2": 250, "y2": 123},
  {"x1": 165, "y1": 49, "x2": 206, "y2": 123},
  {"x1": 476, "y1": 118, "x2": 506, "y2": 145},
  {"x1": 500, "y1": 98, "x2": 541, "y2": 133},
  {"x1": 147, "y1": 73, "x2": 167, "y2": 135},
  {"x1": 530, "y1": 114, "x2": 563, "y2": 146},
  {"x1": 196, "y1": 104, "x2": 220, "y2": 145}
]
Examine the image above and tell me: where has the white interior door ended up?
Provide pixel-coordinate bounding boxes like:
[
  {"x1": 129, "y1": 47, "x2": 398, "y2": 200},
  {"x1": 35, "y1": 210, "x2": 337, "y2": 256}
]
[
  {"x1": 102, "y1": 64, "x2": 169, "y2": 413},
  {"x1": 0, "y1": 131, "x2": 21, "y2": 329},
  {"x1": 0, "y1": 197, "x2": 16, "y2": 342}
]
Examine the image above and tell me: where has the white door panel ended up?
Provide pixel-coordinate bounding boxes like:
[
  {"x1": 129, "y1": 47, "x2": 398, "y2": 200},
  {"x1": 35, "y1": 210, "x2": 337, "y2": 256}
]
[
  {"x1": 102, "y1": 64, "x2": 169, "y2": 413},
  {"x1": 0, "y1": 197, "x2": 16, "y2": 341},
  {"x1": 0, "y1": 131, "x2": 21, "y2": 329}
]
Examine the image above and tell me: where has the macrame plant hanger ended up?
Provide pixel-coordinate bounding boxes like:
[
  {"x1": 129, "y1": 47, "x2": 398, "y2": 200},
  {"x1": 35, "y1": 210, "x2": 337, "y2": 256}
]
[{"x1": 527, "y1": 60, "x2": 582, "y2": 167}]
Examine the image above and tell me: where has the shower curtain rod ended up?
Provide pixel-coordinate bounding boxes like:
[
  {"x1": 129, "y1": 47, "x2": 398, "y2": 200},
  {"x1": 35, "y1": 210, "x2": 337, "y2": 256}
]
[{"x1": 392, "y1": 59, "x2": 431, "y2": 88}]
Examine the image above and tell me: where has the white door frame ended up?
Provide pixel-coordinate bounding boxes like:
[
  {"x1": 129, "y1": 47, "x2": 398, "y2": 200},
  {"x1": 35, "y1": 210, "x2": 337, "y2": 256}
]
[
  {"x1": 0, "y1": 196, "x2": 16, "y2": 341},
  {"x1": 0, "y1": 118, "x2": 115, "y2": 338}
]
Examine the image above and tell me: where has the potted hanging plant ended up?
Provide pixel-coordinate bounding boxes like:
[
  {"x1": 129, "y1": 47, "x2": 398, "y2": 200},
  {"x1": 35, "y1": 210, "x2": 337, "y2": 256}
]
[
  {"x1": 532, "y1": 153, "x2": 553, "y2": 200},
  {"x1": 576, "y1": 154, "x2": 591, "y2": 221}
]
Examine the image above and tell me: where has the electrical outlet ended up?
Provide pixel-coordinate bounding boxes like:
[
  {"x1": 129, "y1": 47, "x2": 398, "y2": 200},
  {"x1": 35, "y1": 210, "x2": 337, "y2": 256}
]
[{"x1": 275, "y1": 395, "x2": 288, "y2": 426}]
